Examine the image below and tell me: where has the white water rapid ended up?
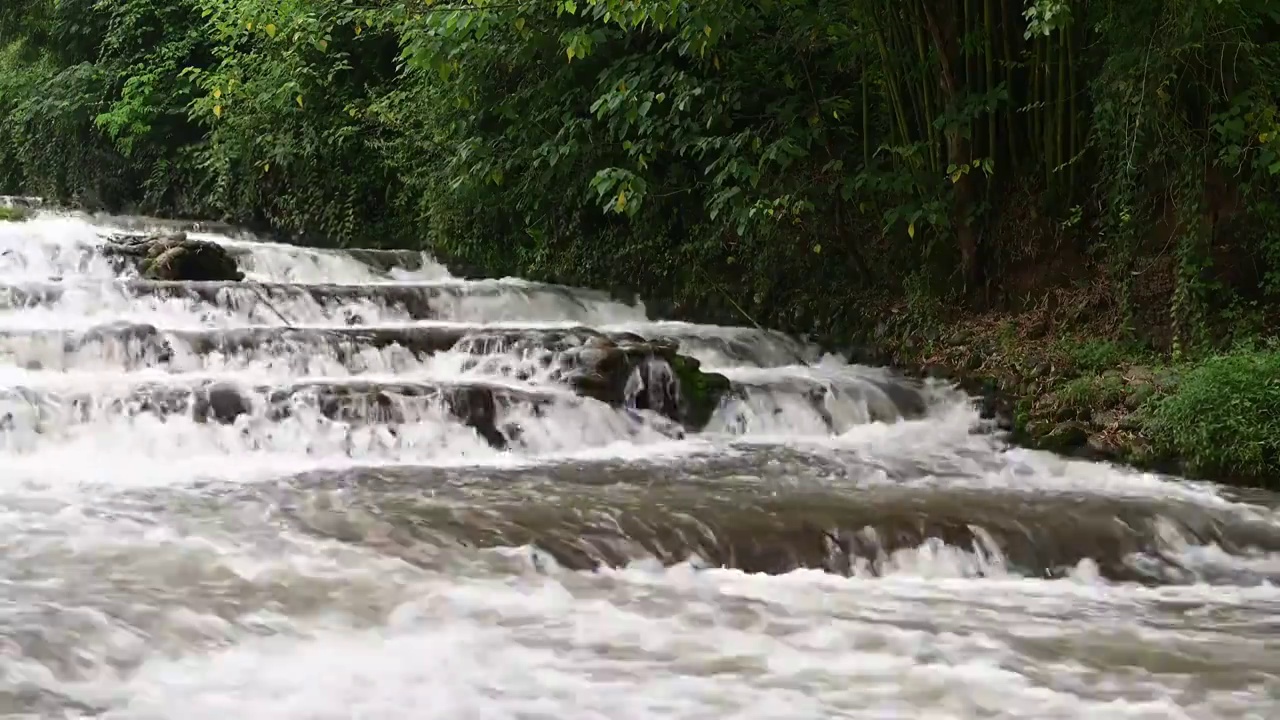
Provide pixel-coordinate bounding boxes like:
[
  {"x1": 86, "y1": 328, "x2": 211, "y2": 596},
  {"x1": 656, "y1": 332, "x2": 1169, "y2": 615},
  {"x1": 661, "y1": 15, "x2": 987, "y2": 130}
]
[{"x1": 0, "y1": 212, "x2": 1278, "y2": 719}]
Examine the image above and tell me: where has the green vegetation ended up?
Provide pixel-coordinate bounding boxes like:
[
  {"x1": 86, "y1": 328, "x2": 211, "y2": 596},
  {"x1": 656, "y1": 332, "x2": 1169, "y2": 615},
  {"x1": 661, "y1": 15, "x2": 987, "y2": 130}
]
[
  {"x1": 1145, "y1": 348, "x2": 1280, "y2": 481},
  {"x1": 1, "y1": 0, "x2": 1279, "y2": 481},
  {"x1": 0, "y1": 207, "x2": 28, "y2": 222}
]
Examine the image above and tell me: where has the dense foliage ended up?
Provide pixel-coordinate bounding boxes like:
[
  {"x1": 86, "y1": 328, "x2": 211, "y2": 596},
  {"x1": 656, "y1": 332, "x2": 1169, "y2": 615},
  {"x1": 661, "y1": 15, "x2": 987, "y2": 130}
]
[
  {"x1": 2, "y1": 0, "x2": 1279, "y2": 475},
  {"x1": 1144, "y1": 346, "x2": 1280, "y2": 480}
]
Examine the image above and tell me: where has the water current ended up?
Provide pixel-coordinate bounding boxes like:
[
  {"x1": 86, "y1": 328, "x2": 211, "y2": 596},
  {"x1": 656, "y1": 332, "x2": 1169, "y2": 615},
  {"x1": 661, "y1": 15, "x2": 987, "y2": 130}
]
[{"x1": 0, "y1": 211, "x2": 1278, "y2": 718}]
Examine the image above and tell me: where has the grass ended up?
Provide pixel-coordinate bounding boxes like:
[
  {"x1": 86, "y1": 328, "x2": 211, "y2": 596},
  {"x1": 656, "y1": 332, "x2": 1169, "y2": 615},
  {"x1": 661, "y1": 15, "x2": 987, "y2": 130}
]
[
  {"x1": 1141, "y1": 347, "x2": 1280, "y2": 483},
  {"x1": 0, "y1": 206, "x2": 29, "y2": 222}
]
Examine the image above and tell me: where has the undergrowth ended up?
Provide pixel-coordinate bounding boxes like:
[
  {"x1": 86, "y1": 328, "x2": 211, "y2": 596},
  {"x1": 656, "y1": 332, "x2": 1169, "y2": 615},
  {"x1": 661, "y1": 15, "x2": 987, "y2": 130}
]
[{"x1": 1142, "y1": 347, "x2": 1280, "y2": 483}]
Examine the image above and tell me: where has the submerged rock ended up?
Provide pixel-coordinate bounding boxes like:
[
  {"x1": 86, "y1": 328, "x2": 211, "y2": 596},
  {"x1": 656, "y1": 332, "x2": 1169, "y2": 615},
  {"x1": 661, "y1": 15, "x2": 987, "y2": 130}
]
[
  {"x1": 126, "y1": 380, "x2": 555, "y2": 450},
  {"x1": 103, "y1": 231, "x2": 244, "y2": 281}
]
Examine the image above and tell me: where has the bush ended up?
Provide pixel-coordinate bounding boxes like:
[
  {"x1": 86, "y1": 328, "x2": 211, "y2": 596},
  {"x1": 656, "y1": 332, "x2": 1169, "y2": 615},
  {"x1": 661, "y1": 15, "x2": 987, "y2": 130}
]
[{"x1": 1142, "y1": 349, "x2": 1280, "y2": 483}]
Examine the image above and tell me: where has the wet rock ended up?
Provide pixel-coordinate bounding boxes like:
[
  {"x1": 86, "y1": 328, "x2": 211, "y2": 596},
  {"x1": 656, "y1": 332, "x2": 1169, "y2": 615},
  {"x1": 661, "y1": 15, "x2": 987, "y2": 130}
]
[
  {"x1": 343, "y1": 248, "x2": 430, "y2": 274},
  {"x1": 442, "y1": 385, "x2": 507, "y2": 449},
  {"x1": 869, "y1": 378, "x2": 928, "y2": 420},
  {"x1": 144, "y1": 241, "x2": 243, "y2": 282},
  {"x1": 568, "y1": 343, "x2": 679, "y2": 419},
  {"x1": 1040, "y1": 420, "x2": 1090, "y2": 451},
  {"x1": 103, "y1": 231, "x2": 244, "y2": 282},
  {"x1": 193, "y1": 384, "x2": 252, "y2": 424},
  {"x1": 122, "y1": 380, "x2": 560, "y2": 449},
  {"x1": 561, "y1": 338, "x2": 730, "y2": 430},
  {"x1": 923, "y1": 363, "x2": 950, "y2": 380},
  {"x1": 669, "y1": 354, "x2": 732, "y2": 430}
]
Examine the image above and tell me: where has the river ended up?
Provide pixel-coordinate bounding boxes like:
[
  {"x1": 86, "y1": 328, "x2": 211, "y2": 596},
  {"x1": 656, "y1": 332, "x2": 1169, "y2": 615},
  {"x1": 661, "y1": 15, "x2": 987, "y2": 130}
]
[{"x1": 0, "y1": 212, "x2": 1278, "y2": 718}]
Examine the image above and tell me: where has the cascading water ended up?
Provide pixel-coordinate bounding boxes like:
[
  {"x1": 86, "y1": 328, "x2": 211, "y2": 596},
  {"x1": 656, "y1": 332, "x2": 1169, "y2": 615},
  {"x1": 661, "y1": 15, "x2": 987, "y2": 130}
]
[{"x1": 0, "y1": 210, "x2": 1278, "y2": 719}]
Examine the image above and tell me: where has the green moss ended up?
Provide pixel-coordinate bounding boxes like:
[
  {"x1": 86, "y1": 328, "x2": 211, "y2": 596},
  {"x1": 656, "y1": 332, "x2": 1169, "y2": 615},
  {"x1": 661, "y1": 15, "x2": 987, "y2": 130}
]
[
  {"x1": 0, "y1": 206, "x2": 28, "y2": 222},
  {"x1": 669, "y1": 354, "x2": 731, "y2": 430},
  {"x1": 1140, "y1": 349, "x2": 1280, "y2": 484}
]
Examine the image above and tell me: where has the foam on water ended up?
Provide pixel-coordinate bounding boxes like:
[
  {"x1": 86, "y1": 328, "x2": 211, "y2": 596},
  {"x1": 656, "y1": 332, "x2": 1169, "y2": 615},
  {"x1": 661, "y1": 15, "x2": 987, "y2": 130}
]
[{"x1": 1, "y1": 211, "x2": 1279, "y2": 719}]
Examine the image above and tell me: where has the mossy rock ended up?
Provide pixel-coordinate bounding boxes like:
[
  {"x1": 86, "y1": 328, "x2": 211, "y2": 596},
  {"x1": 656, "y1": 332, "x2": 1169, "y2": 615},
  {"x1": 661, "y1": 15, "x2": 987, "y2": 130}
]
[
  {"x1": 141, "y1": 240, "x2": 244, "y2": 282},
  {"x1": 1030, "y1": 420, "x2": 1091, "y2": 453},
  {"x1": 0, "y1": 207, "x2": 29, "y2": 222},
  {"x1": 669, "y1": 354, "x2": 731, "y2": 430}
]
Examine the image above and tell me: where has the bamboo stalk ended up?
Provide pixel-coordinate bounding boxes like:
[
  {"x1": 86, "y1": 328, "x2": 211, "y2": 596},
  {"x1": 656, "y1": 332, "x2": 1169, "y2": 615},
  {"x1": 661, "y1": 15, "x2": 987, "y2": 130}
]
[
  {"x1": 913, "y1": 16, "x2": 939, "y2": 170},
  {"x1": 984, "y1": 0, "x2": 996, "y2": 168},
  {"x1": 1066, "y1": 21, "x2": 1078, "y2": 196},
  {"x1": 874, "y1": 28, "x2": 911, "y2": 149},
  {"x1": 1055, "y1": 27, "x2": 1067, "y2": 197},
  {"x1": 1031, "y1": 34, "x2": 1043, "y2": 171},
  {"x1": 1000, "y1": 0, "x2": 1021, "y2": 171},
  {"x1": 965, "y1": 0, "x2": 975, "y2": 92},
  {"x1": 1041, "y1": 36, "x2": 1053, "y2": 190},
  {"x1": 862, "y1": 73, "x2": 871, "y2": 168}
]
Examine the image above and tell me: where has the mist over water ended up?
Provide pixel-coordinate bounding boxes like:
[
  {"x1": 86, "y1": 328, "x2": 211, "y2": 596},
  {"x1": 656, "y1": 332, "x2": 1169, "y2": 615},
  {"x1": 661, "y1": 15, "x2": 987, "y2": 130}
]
[{"x1": 0, "y1": 211, "x2": 1278, "y2": 718}]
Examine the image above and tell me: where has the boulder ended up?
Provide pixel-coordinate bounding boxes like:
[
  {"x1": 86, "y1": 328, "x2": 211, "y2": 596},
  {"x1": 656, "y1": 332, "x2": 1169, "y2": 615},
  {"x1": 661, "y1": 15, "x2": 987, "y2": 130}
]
[
  {"x1": 669, "y1": 354, "x2": 732, "y2": 429},
  {"x1": 102, "y1": 231, "x2": 244, "y2": 282},
  {"x1": 193, "y1": 383, "x2": 253, "y2": 424},
  {"x1": 1040, "y1": 420, "x2": 1091, "y2": 452},
  {"x1": 563, "y1": 337, "x2": 730, "y2": 430}
]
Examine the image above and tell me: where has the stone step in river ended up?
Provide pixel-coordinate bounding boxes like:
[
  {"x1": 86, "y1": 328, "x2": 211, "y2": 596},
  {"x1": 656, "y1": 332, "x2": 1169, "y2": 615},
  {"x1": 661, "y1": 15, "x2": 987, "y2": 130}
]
[{"x1": 0, "y1": 210, "x2": 1278, "y2": 719}]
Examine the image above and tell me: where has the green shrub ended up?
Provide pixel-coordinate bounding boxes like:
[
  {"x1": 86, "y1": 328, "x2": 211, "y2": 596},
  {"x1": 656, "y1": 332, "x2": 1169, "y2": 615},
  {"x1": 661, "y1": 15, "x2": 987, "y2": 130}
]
[
  {"x1": 1142, "y1": 349, "x2": 1280, "y2": 483},
  {"x1": 0, "y1": 206, "x2": 28, "y2": 222}
]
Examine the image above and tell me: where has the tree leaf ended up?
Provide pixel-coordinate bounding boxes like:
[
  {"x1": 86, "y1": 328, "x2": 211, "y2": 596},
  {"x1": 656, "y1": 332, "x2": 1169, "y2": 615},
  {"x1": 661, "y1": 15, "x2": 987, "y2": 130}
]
[
  {"x1": 907, "y1": 222, "x2": 916, "y2": 238},
  {"x1": 265, "y1": 23, "x2": 277, "y2": 38}
]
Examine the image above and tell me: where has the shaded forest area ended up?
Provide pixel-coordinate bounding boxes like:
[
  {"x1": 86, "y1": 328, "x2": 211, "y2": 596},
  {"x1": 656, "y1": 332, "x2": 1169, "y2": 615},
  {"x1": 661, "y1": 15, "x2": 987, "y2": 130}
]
[{"x1": 1, "y1": 0, "x2": 1279, "y2": 480}]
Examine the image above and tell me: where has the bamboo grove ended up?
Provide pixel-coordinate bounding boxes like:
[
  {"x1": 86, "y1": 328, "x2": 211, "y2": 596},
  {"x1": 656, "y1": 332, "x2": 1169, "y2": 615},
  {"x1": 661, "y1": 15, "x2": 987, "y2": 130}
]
[{"x1": 1, "y1": 0, "x2": 1279, "y2": 348}]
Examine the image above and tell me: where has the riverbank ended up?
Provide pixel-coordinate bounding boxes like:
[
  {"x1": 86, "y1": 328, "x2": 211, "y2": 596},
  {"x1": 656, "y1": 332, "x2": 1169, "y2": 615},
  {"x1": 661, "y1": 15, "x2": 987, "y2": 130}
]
[{"x1": 861, "y1": 304, "x2": 1279, "y2": 488}]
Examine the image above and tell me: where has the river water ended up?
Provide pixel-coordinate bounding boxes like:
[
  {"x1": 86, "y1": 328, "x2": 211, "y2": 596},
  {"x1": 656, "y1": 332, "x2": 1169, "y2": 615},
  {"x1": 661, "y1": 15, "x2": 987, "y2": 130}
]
[{"x1": 0, "y1": 212, "x2": 1277, "y2": 718}]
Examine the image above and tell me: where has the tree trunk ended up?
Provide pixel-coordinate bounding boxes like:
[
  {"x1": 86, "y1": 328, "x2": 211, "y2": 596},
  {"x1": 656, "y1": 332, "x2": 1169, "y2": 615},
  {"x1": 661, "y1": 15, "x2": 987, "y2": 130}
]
[{"x1": 921, "y1": 0, "x2": 982, "y2": 301}]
